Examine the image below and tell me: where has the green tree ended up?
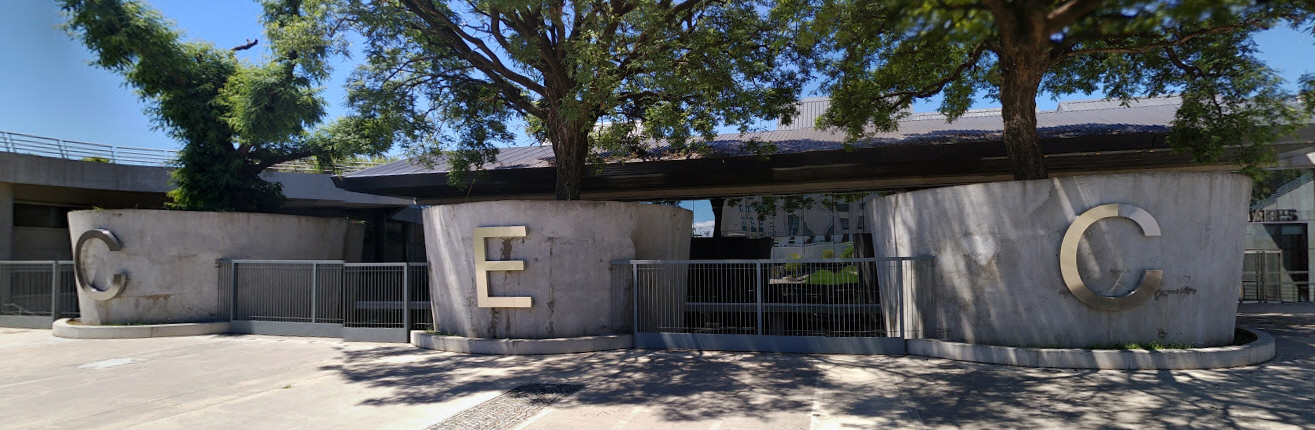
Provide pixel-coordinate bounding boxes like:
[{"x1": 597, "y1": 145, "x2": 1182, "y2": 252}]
[
  {"x1": 60, "y1": 0, "x2": 377, "y2": 212},
  {"x1": 281, "y1": 0, "x2": 804, "y2": 200},
  {"x1": 784, "y1": 0, "x2": 1314, "y2": 180}
]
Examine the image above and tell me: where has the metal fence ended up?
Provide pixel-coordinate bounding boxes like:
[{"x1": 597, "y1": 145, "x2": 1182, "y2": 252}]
[
  {"x1": 220, "y1": 260, "x2": 430, "y2": 342},
  {"x1": 0, "y1": 131, "x2": 177, "y2": 166},
  {"x1": 0, "y1": 261, "x2": 78, "y2": 328},
  {"x1": 0, "y1": 130, "x2": 384, "y2": 173},
  {"x1": 627, "y1": 257, "x2": 932, "y2": 354}
]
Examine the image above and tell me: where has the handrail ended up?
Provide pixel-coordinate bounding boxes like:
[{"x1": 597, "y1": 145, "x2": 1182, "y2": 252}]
[
  {"x1": 0, "y1": 131, "x2": 177, "y2": 166},
  {"x1": 0, "y1": 130, "x2": 387, "y2": 174},
  {"x1": 1252, "y1": 171, "x2": 1315, "y2": 211}
]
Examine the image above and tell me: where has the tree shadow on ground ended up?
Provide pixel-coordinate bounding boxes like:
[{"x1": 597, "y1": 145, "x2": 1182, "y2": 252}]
[
  {"x1": 320, "y1": 346, "x2": 822, "y2": 423},
  {"x1": 803, "y1": 306, "x2": 1315, "y2": 429},
  {"x1": 318, "y1": 304, "x2": 1315, "y2": 428}
]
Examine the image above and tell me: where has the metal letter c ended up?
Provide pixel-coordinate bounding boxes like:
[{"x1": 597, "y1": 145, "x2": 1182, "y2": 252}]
[
  {"x1": 74, "y1": 229, "x2": 128, "y2": 301},
  {"x1": 1059, "y1": 204, "x2": 1162, "y2": 311}
]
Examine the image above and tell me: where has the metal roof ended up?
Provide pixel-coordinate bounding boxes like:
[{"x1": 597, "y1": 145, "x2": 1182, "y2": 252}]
[
  {"x1": 332, "y1": 96, "x2": 1312, "y2": 202},
  {"x1": 343, "y1": 96, "x2": 1179, "y2": 180}
]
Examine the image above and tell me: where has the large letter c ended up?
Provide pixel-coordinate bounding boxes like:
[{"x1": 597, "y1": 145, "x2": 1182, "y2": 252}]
[
  {"x1": 74, "y1": 229, "x2": 129, "y2": 301},
  {"x1": 1059, "y1": 204, "x2": 1162, "y2": 311}
]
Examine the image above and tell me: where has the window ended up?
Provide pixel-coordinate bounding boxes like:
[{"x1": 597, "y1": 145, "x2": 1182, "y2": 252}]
[{"x1": 14, "y1": 204, "x2": 73, "y2": 228}]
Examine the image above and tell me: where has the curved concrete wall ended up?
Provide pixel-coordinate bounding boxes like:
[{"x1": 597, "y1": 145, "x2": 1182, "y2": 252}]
[
  {"x1": 867, "y1": 172, "x2": 1249, "y2": 348},
  {"x1": 424, "y1": 201, "x2": 691, "y2": 339},
  {"x1": 68, "y1": 210, "x2": 358, "y2": 325}
]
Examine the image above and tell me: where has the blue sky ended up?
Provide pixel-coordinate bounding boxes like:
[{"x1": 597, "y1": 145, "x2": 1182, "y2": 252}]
[{"x1": 4, "y1": 0, "x2": 1315, "y2": 222}]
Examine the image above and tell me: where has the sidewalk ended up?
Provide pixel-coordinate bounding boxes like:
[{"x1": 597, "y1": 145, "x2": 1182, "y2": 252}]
[{"x1": 1, "y1": 303, "x2": 1312, "y2": 429}]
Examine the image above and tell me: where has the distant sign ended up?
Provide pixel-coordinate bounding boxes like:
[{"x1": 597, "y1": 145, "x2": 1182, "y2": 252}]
[{"x1": 1250, "y1": 209, "x2": 1298, "y2": 222}]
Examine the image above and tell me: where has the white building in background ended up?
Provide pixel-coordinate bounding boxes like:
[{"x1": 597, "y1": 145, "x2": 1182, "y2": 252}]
[
  {"x1": 691, "y1": 220, "x2": 715, "y2": 238},
  {"x1": 720, "y1": 193, "x2": 874, "y2": 259},
  {"x1": 1246, "y1": 171, "x2": 1315, "y2": 302}
]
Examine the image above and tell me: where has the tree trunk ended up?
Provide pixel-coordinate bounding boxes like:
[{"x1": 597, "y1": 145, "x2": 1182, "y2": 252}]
[
  {"x1": 548, "y1": 118, "x2": 591, "y2": 200},
  {"x1": 999, "y1": 61, "x2": 1049, "y2": 180},
  {"x1": 709, "y1": 197, "x2": 725, "y2": 238}
]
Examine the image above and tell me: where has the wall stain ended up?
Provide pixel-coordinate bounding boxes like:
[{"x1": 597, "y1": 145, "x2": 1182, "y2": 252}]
[
  {"x1": 500, "y1": 238, "x2": 515, "y2": 260},
  {"x1": 546, "y1": 244, "x2": 555, "y2": 337}
]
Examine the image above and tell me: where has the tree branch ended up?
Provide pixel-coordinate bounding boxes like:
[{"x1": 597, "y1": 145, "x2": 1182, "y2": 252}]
[
  {"x1": 1046, "y1": 0, "x2": 1107, "y2": 31},
  {"x1": 248, "y1": 149, "x2": 320, "y2": 173},
  {"x1": 1059, "y1": 18, "x2": 1271, "y2": 59},
  {"x1": 1163, "y1": 46, "x2": 1207, "y2": 79},
  {"x1": 399, "y1": 0, "x2": 546, "y2": 96},
  {"x1": 884, "y1": 43, "x2": 988, "y2": 103},
  {"x1": 231, "y1": 39, "x2": 258, "y2": 51}
]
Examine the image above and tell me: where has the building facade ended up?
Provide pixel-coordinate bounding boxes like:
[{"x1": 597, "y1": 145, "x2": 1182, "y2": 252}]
[
  {"x1": 720, "y1": 193, "x2": 874, "y2": 259},
  {"x1": 1247, "y1": 170, "x2": 1315, "y2": 301}
]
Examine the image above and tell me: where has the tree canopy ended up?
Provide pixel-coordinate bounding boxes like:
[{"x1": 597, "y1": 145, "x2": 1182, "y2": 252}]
[
  {"x1": 783, "y1": 0, "x2": 1315, "y2": 180},
  {"x1": 60, "y1": 0, "x2": 381, "y2": 212},
  {"x1": 277, "y1": 0, "x2": 804, "y2": 200}
]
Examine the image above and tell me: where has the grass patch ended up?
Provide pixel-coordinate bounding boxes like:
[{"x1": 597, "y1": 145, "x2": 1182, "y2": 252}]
[
  {"x1": 806, "y1": 266, "x2": 860, "y2": 285},
  {"x1": 65, "y1": 319, "x2": 153, "y2": 327},
  {"x1": 1233, "y1": 328, "x2": 1258, "y2": 345},
  {"x1": 424, "y1": 326, "x2": 459, "y2": 336},
  {"x1": 1087, "y1": 342, "x2": 1195, "y2": 350}
]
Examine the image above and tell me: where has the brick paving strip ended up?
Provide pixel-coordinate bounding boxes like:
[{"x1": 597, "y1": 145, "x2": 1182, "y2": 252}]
[{"x1": 427, "y1": 383, "x2": 586, "y2": 430}]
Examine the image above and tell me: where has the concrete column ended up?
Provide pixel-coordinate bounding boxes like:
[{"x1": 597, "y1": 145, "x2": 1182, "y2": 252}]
[
  {"x1": 373, "y1": 210, "x2": 388, "y2": 262},
  {"x1": 0, "y1": 182, "x2": 12, "y2": 260},
  {"x1": 710, "y1": 198, "x2": 724, "y2": 238},
  {"x1": 400, "y1": 221, "x2": 414, "y2": 263}
]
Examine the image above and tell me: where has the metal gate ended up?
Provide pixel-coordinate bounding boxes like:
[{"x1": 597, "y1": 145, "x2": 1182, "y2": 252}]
[
  {"x1": 1241, "y1": 250, "x2": 1309, "y2": 302},
  {"x1": 0, "y1": 261, "x2": 78, "y2": 328},
  {"x1": 222, "y1": 260, "x2": 430, "y2": 342},
  {"x1": 627, "y1": 257, "x2": 930, "y2": 354}
]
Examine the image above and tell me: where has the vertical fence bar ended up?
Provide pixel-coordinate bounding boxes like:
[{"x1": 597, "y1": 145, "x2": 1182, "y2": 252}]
[
  {"x1": 401, "y1": 264, "x2": 410, "y2": 331},
  {"x1": 897, "y1": 261, "x2": 905, "y2": 339},
  {"x1": 755, "y1": 261, "x2": 763, "y2": 336},
  {"x1": 0, "y1": 264, "x2": 8, "y2": 315},
  {"x1": 230, "y1": 261, "x2": 238, "y2": 322},
  {"x1": 49, "y1": 261, "x2": 61, "y2": 323},
  {"x1": 310, "y1": 262, "x2": 318, "y2": 324},
  {"x1": 631, "y1": 262, "x2": 639, "y2": 336}
]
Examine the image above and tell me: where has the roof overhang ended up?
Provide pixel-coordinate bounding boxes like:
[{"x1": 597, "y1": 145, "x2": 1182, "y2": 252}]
[{"x1": 333, "y1": 131, "x2": 1315, "y2": 204}]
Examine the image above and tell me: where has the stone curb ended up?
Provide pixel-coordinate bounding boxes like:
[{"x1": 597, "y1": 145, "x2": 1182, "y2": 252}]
[
  {"x1": 411, "y1": 331, "x2": 633, "y2": 355},
  {"x1": 906, "y1": 327, "x2": 1276, "y2": 370},
  {"x1": 52, "y1": 318, "x2": 231, "y2": 339}
]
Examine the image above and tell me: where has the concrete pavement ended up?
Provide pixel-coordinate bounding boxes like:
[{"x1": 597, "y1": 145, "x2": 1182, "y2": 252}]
[{"x1": 2, "y1": 303, "x2": 1315, "y2": 429}]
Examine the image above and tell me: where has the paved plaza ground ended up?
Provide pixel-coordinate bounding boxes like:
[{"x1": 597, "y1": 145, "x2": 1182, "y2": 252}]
[{"x1": 2, "y1": 303, "x2": 1315, "y2": 429}]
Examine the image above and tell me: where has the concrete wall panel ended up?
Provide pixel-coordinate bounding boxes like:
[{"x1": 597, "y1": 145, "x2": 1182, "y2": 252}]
[
  {"x1": 68, "y1": 210, "x2": 355, "y2": 325},
  {"x1": 867, "y1": 172, "x2": 1249, "y2": 348},
  {"x1": 424, "y1": 201, "x2": 691, "y2": 339}
]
